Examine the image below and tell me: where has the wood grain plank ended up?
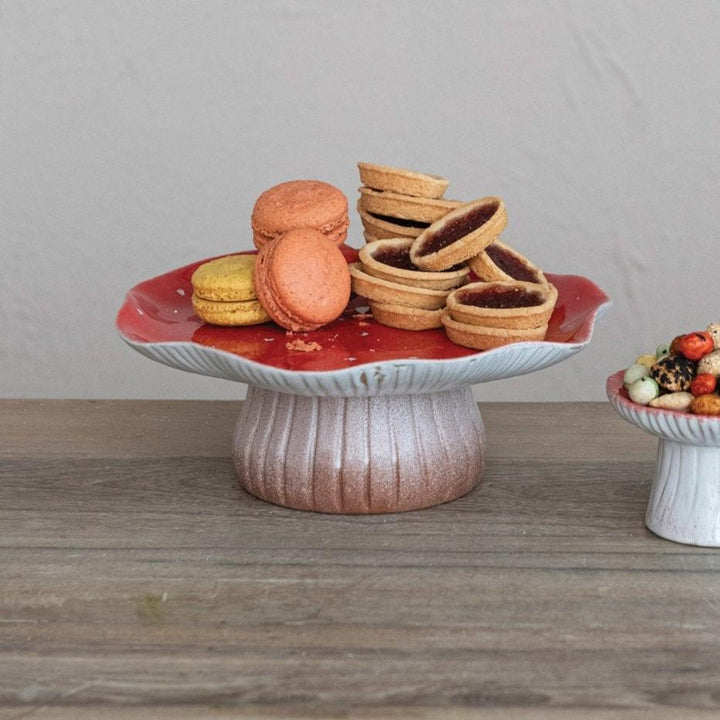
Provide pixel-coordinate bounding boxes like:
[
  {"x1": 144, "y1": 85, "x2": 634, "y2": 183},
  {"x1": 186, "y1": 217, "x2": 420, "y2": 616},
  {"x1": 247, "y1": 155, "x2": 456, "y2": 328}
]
[
  {"x1": 1, "y1": 399, "x2": 718, "y2": 717},
  {"x1": 0, "y1": 400, "x2": 238, "y2": 459},
  {"x1": 0, "y1": 401, "x2": 656, "y2": 462},
  {"x1": 6, "y1": 707, "x2": 720, "y2": 720}
]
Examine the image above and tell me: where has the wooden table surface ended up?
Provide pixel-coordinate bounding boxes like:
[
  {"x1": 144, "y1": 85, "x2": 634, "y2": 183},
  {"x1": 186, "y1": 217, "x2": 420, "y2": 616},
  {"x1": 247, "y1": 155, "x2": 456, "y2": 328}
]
[{"x1": 2, "y1": 399, "x2": 720, "y2": 719}]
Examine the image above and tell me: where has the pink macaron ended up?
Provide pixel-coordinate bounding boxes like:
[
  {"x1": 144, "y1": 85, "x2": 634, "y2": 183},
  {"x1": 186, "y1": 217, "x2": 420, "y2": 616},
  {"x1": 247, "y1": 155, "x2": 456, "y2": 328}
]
[
  {"x1": 253, "y1": 228, "x2": 351, "y2": 332},
  {"x1": 251, "y1": 180, "x2": 349, "y2": 249}
]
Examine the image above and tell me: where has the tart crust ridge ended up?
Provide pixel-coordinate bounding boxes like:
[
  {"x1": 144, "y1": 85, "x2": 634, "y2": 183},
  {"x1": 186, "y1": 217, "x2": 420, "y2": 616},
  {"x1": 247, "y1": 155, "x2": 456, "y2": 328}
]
[
  {"x1": 468, "y1": 239, "x2": 548, "y2": 285},
  {"x1": 445, "y1": 280, "x2": 558, "y2": 330},
  {"x1": 410, "y1": 196, "x2": 508, "y2": 271},
  {"x1": 359, "y1": 237, "x2": 469, "y2": 291}
]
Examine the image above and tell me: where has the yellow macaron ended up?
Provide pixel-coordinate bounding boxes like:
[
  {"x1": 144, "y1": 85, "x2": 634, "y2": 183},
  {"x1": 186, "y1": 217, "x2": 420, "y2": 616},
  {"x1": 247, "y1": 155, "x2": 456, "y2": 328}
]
[
  {"x1": 191, "y1": 254, "x2": 270, "y2": 326},
  {"x1": 191, "y1": 294, "x2": 270, "y2": 326},
  {"x1": 191, "y1": 254, "x2": 260, "y2": 302}
]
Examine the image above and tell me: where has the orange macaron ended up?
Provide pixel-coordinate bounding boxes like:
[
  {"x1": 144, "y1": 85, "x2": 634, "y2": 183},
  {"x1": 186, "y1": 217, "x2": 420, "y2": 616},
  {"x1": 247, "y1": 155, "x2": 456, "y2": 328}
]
[
  {"x1": 253, "y1": 228, "x2": 351, "y2": 332},
  {"x1": 251, "y1": 180, "x2": 349, "y2": 249}
]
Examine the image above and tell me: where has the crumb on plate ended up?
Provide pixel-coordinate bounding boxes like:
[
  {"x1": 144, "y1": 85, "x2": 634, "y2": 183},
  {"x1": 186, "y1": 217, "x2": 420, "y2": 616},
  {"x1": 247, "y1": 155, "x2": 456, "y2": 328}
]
[{"x1": 285, "y1": 339, "x2": 322, "y2": 352}]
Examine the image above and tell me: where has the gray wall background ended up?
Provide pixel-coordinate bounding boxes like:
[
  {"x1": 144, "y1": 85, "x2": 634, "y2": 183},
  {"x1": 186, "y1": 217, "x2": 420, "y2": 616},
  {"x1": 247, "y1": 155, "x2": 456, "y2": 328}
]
[{"x1": 2, "y1": 0, "x2": 719, "y2": 401}]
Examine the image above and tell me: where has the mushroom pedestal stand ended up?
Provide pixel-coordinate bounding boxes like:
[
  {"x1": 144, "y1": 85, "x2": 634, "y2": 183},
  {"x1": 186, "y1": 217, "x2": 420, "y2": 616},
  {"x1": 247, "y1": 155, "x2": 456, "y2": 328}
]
[
  {"x1": 608, "y1": 371, "x2": 720, "y2": 546},
  {"x1": 117, "y1": 253, "x2": 609, "y2": 514},
  {"x1": 234, "y1": 386, "x2": 483, "y2": 513}
]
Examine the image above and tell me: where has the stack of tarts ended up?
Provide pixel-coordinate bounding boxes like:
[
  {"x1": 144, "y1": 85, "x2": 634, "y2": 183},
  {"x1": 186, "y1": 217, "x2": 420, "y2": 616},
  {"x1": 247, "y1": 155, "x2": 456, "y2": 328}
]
[
  {"x1": 352, "y1": 163, "x2": 558, "y2": 350},
  {"x1": 350, "y1": 237, "x2": 470, "y2": 330},
  {"x1": 191, "y1": 165, "x2": 560, "y2": 353},
  {"x1": 357, "y1": 162, "x2": 460, "y2": 243}
]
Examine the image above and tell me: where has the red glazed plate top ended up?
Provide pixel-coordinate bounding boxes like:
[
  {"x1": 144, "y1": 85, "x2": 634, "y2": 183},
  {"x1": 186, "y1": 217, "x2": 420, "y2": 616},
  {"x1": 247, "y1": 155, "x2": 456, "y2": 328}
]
[{"x1": 117, "y1": 250, "x2": 610, "y2": 373}]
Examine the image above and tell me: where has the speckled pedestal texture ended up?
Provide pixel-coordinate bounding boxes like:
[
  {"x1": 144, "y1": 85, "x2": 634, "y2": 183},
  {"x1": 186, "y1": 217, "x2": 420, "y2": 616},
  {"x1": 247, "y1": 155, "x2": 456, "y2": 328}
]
[
  {"x1": 608, "y1": 370, "x2": 720, "y2": 547},
  {"x1": 646, "y1": 440, "x2": 720, "y2": 546},
  {"x1": 232, "y1": 385, "x2": 485, "y2": 513}
]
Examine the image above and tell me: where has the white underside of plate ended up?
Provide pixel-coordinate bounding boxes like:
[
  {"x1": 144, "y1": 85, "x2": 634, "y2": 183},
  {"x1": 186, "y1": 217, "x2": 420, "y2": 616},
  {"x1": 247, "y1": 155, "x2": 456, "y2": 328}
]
[{"x1": 122, "y1": 332, "x2": 604, "y2": 398}]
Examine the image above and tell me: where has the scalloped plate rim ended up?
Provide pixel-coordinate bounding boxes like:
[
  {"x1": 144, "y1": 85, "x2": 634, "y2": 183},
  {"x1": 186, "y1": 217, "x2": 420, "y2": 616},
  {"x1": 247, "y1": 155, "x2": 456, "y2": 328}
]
[
  {"x1": 606, "y1": 369, "x2": 720, "y2": 449},
  {"x1": 607, "y1": 369, "x2": 720, "y2": 425},
  {"x1": 116, "y1": 254, "x2": 611, "y2": 393},
  {"x1": 119, "y1": 303, "x2": 610, "y2": 381},
  {"x1": 117, "y1": 297, "x2": 611, "y2": 395}
]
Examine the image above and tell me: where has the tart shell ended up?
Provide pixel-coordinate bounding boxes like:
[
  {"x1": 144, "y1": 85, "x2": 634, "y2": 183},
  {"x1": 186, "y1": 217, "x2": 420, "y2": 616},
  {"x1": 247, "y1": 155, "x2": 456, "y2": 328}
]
[
  {"x1": 468, "y1": 239, "x2": 548, "y2": 285},
  {"x1": 410, "y1": 197, "x2": 508, "y2": 271},
  {"x1": 357, "y1": 203, "x2": 427, "y2": 240},
  {"x1": 349, "y1": 263, "x2": 450, "y2": 310},
  {"x1": 445, "y1": 281, "x2": 558, "y2": 330},
  {"x1": 359, "y1": 237, "x2": 469, "y2": 291},
  {"x1": 369, "y1": 301, "x2": 444, "y2": 330},
  {"x1": 442, "y1": 312, "x2": 548, "y2": 350},
  {"x1": 358, "y1": 162, "x2": 449, "y2": 199},
  {"x1": 358, "y1": 187, "x2": 461, "y2": 224}
]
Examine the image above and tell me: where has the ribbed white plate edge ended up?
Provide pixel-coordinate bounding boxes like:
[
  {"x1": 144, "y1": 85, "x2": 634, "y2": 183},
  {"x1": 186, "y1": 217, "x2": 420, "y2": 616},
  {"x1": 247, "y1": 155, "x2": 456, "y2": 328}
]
[
  {"x1": 607, "y1": 370, "x2": 720, "y2": 447},
  {"x1": 120, "y1": 300, "x2": 610, "y2": 398}
]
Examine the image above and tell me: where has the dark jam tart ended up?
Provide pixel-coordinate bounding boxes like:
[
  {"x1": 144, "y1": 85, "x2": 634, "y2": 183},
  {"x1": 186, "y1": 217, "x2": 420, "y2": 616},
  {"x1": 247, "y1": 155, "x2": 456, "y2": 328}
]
[
  {"x1": 468, "y1": 239, "x2": 546, "y2": 285},
  {"x1": 445, "y1": 280, "x2": 558, "y2": 330},
  {"x1": 410, "y1": 196, "x2": 508, "y2": 272},
  {"x1": 372, "y1": 246, "x2": 465, "y2": 274},
  {"x1": 417, "y1": 202, "x2": 499, "y2": 257},
  {"x1": 358, "y1": 237, "x2": 470, "y2": 291},
  {"x1": 485, "y1": 244, "x2": 541, "y2": 283},
  {"x1": 372, "y1": 246, "x2": 421, "y2": 271},
  {"x1": 457, "y1": 285, "x2": 544, "y2": 309}
]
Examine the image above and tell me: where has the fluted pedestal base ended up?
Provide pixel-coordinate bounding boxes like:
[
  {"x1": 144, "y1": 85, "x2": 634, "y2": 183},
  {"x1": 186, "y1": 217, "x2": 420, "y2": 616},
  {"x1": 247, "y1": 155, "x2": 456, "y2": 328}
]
[
  {"x1": 646, "y1": 439, "x2": 720, "y2": 546},
  {"x1": 233, "y1": 386, "x2": 485, "y2": 514}
]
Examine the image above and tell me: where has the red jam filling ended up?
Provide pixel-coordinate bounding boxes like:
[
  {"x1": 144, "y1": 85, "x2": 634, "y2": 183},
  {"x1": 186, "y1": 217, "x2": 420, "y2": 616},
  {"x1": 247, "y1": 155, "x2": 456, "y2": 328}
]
[
  {"x1": 458, "y1": 286, "x2": 543, "y2": 309},
  {"x1": 418, "y1": 202, "x2": 498, "y2": 256},
  {"x1": 485, "y1": 245, "x2": 539, "y2": 282},
  {"x1": 373, "y1": 247, "x2": 465, "y2": 274},
  {"x1": 368, "y1": 211, "x2": 430, "y2": 229},
  {"x1": 373, "y1": 247, "x2": 419, "y2": 271}
]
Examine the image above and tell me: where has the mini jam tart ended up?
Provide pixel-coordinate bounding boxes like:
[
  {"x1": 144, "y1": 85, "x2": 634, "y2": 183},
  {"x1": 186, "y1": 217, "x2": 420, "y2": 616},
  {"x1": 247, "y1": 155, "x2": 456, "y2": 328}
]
[
  {"x1": 349, "y1": 263, "x2": 451, "y2": 310},
  {"x1": 357, "y1": 202, "x2": 430, "y2": 239},
  {"x1": 358, "y1": 162, "x2": 449, "y2": 199},
  {"x1": 445, "y1": 280, "x2": 558, "y2": 330},
  {"x1": 468, "y1": 239, "x2": 547, "y2": 285},
  {"x1": 369, "y1": 301, "x2": 444, "y2": 331},
  {"x1": 359, "y1": 237, "x2": 470, "y2": 291},
  {"x1": 442, "y1": 311, "x2": 548, "y2": 350},
  {"x1": 410, "y1": 197, "x2": 508, "y2": 271},
  {"x1": 358, "y1": 187, "x2": 462, "y2": 224}
]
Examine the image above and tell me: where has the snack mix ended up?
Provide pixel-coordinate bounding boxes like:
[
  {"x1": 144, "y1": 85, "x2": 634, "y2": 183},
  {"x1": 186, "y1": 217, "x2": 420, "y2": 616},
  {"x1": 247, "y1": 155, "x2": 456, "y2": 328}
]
[{"x1": 623, "y1": 324, "x2": 720, "y2": 415}]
